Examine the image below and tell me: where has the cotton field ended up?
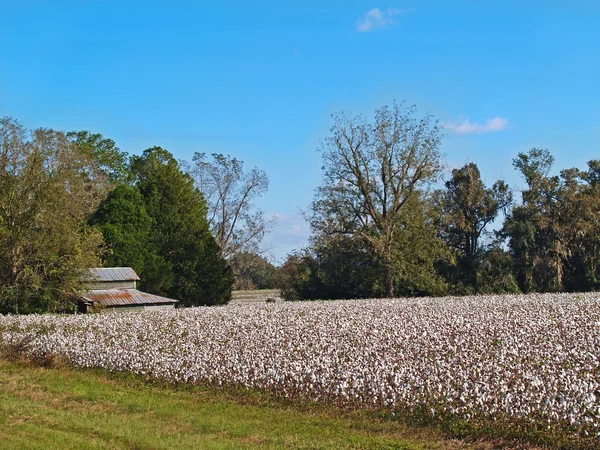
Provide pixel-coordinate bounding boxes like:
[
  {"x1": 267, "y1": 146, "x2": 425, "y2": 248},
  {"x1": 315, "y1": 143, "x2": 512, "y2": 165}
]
[{"x1": 1, "y1": 293, "x2": 600, "y2": 438}]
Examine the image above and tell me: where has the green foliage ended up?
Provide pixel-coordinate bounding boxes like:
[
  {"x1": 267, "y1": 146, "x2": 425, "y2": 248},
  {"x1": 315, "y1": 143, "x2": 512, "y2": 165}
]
[
  {"x1": 438, "y1": 163, "x2": 512, "y2": 292},
  {"x1": 7, "y1": 114, "x2": 600, "y2": 308},
  {"x1": 391, "y1": 193, "x2": 451, "y2": 297},
  {"x1": 502, "y1": 206, "x2": 537, "y2": 292},
  {"x1": 229, "y1": 251, "x2": 278, "y2": 290},
  {"x1": 0, "y1": 118, "x2": 107, "y2": 313},
  {"x1": 277, "y1": 251, "x2": 324, "y2": 301},
  {"x1": 67, "y1": 130, "x2": 129, "y2": 183},
  {"x1": 502, "y1": 148, "x2": 600, "y2": 293},
  {"x1": 477, "y1": 247, "x2": 520, "y2": 294},
  {"x1": 504, "y1": 148, "x2": 561, "y2": 293},
  {"x1": 310, "y1": 102, "x2": 444, "y2": 297},
  {"x1": 130, "y1": 147, "x2": 233, "y2": 305},
  {"x1": 310, "y1": 235, "x2": 384, "y2": 300},
  {"x1": 90, "y1": 185, "x2": 172, "y2": 293},
  {"x1": 279, "y1": 195, "x2": 449, "y2": 300},
  {"x1": 512, "y1": 148, "x2": 554, "y2": 204}
]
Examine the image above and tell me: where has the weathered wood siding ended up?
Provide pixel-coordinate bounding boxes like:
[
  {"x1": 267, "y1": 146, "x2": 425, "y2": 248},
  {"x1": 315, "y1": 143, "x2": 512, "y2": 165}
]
[
  {"x1": 99, "y1": 304, "x2": 175, "y2": 313},
  {"x1": 87, "y1": 280, "x2": 137, "y2": 290},
  {"x1": 144, "y1": 304, "x2": 176, "y2": 311}
]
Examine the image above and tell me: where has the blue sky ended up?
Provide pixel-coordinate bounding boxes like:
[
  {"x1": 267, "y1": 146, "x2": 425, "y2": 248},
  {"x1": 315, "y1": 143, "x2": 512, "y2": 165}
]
[{"x1": 1, "y1": 1, "x2": 598, "y2": 261}]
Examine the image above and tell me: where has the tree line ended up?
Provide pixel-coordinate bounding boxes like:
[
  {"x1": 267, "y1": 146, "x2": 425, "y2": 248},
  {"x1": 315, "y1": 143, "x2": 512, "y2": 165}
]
[
  {"x1": 278, "y1": 103, "x2": 600, "y2": 300},
  {"x1": 0, "y1": 118, "x2": 273, "y2": 314},
  {"x1": 2, "y1": 102, "x2": 599, "y2": 313}
]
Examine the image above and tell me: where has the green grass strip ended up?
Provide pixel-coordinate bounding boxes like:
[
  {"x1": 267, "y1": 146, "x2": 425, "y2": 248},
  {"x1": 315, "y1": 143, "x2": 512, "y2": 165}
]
[{"x1": 0, "y1": 359, "x2": 479, "y2": 450}]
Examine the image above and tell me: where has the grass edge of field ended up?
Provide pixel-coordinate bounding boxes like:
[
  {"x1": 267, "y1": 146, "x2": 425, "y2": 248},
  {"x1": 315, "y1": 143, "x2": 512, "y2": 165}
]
[
  {"x1": 0, "y1": 357, "x2": 470, "y2": 450},
  {"x1": 0, "y1": 356, "x2": 583, "y2": 450}
]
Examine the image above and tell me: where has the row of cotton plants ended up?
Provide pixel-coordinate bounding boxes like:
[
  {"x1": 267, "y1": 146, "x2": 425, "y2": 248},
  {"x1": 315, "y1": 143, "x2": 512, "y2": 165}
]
[{"x1": 1, "y1": 293, "x2": 599, "y2": 437}]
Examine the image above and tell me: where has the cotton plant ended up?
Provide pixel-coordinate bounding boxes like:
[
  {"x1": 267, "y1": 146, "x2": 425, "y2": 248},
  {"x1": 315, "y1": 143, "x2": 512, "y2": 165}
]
[{"x1": 1, "y1": 293, "x2": 599, "y2": 437}]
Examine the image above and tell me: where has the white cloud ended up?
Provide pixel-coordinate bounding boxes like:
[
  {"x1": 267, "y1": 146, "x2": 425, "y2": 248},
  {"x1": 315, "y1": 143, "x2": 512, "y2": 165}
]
[
  {"x1": 264, "y1": 212, "x2": 311, "y2": 261},
  {"x1": 356, "y1": 8, "x2": 410, "y2": 32},
  {"x1": 270, "y1": 213, "x2": 310, "y2": 239},
  {"x1": 443, "y1": 117, "x2": 509, "y2": 135}
]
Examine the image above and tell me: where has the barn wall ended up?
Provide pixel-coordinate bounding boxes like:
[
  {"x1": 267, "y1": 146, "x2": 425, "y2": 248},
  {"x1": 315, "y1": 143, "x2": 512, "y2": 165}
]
[
  {"x1": 103, "y1": 306, "x2": 145, "y2": 312},
  {"x1": 144, "y1": 304, "x2": 176, "y2": 311},
  {"x1": 87, "y1": 280, "x2": 137, "y2": 290},
  {"x1": 100, "y1": 304, "x2": 175, "y2": 313}
]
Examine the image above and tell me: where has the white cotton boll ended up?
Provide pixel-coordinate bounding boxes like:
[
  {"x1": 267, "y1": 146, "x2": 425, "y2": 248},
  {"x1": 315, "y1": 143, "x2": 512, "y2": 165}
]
[{"x1": 1, "y1": 294, "x2": 599, "y2": 436}]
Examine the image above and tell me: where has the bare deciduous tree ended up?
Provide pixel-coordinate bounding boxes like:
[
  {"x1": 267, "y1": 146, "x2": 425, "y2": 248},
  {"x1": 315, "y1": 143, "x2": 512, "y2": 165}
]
[
  {"x1": 310, "y1": 102, "x2": 444, "y2": 297},
  {"x1": 188, "y1": 153, "x2": 273, "y2": 259}
]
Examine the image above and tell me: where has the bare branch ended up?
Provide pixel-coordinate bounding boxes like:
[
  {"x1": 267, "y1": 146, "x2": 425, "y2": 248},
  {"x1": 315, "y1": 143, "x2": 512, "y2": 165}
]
[
  {"x1": 309, "y1": 103, "x2": 444, "y2": 297},
  {"x1": 188, "y1": 153, "x2": 272, "y2": 259}
]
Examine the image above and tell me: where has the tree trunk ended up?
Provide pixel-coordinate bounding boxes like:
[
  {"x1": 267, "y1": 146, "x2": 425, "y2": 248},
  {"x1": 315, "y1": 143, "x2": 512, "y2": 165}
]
[{"x1": 385, "y1": 262, "x2": 394, "y2": 298}]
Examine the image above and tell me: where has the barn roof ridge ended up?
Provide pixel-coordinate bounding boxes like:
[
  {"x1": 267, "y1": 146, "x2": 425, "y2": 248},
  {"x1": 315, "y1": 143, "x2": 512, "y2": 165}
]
[
  {"x1": 81, "y1": 288, "x2": 178, "y2": 307},
  {"x1": 85, "y1": 267, "x2": 141, "y2": 282}
]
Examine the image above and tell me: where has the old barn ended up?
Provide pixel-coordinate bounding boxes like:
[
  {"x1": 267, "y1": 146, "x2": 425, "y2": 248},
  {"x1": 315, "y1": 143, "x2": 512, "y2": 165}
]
[{"x1": 79, "y1": 267, "x2": 178, "y2": 313}]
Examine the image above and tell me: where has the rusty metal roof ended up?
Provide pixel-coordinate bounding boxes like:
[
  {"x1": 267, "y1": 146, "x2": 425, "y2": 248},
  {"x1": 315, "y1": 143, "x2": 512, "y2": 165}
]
[
  {"x1": 81, "y1": 289, "x2": 178, "y2": 307},
  {"x1": 85, "y1": 267, "x2": 141, "y2": 282}
]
